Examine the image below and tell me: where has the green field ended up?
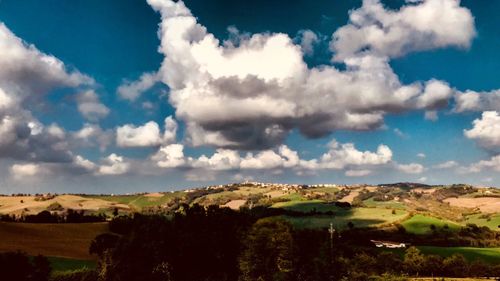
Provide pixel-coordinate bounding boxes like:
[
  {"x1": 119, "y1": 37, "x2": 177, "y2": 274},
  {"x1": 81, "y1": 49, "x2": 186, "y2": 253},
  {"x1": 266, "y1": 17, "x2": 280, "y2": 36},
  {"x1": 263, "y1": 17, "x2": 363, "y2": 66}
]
[
  {"x1": 271, "y1": 200, "x2": 336, "y2": 212},
  {"x1": 417, "y1": 246, "x2": 500, "y2": 264},
  {"x1": 464, "y1": 213, "x2": 500, "y2": 231},
  {"x1": 86, "y1": 192, "x2": 182, "y2": 210},
  {"x1": 282, "y1": 207, "x2": 408, "y2": 230},
  {"x1": 46, "y1": 256, "x2": 96, "y2": 272},
  {"x1": 388, "y1": 246, "x2": 500, "y2": 264},
  {"x1": 401, "y1": 214, "x2": 461, "y2": 235},
  {"x1": 363, "y1": 198, "x2": 406, "y2": 209}
]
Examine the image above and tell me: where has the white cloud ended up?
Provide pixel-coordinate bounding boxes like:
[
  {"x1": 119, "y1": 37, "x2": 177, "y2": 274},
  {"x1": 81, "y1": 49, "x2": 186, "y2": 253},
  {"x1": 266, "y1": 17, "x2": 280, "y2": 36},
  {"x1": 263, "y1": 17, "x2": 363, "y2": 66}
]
[
  {"x1": 141, "y1": 0, "x2": 457, "y2": 150},
  {"x1": 116, "y1": 116, "x2": 178, "y2": 148},
  {"x1": 72, "y1": 123, "x2": 113, "y2": 151},
  {"x1": 10, "y1": 163, "x2": 47, "y2": 179},
  {"x1": 415, "y1": 80, "x2": 453, "y2": 109},
  {"x1": 417, "y1": 153, "x2": 426, "y2": 158},
  {"x1": 117, "y1": 121, "x2": 162, "y2": 148},
  {"x1": 464, "y1": 155, "x2": 500, "y2": 173},
  {"x1": 151, "y1": 138, "x2": 392, "y2": 174},
  {"x1": 117, "y1": 72, "x2": 158, "y2": 101},
  {"x1": 76, "y1": 90, "x2": 110, "y2": 121},
  {"x1": 73, "y1": 155, "x2": 97, "y2": 171},
  {"x1": 396, "y1": 163, "x2": 424, "y2": 174},
  {"x1": 464, "y1": 111, "x2": 500, "y2": 150},
  {"x1": 454, "y1": 89, "x2": 500, "y2": 112},
  {"x1": 98, "y1": 154, "x2": 130, "y2": 175},
  {"x1": 318, "y1": 140, "x2": 392, "y2": 169},
  {"x1": 296, "y1": 29, "x2": 320, "y2": 56},
  {"x1": 151, "y1": 143, "x2": 186, "y2": 168},
  {"x1": 0, "y1": 23, "x2": 93, "y2": 98},
  {"x1": 240, "y1": 150, "x2": 285, "y2": 169},
  {"x1": 434, "y1": 160, "x2": 458, "y2": 169},
  {"x1": 330, "y1": 0, "x2": 475, "y2": 60},
  {"x1": 0, "y1": 23, "x2": 96, "y2": 165}
]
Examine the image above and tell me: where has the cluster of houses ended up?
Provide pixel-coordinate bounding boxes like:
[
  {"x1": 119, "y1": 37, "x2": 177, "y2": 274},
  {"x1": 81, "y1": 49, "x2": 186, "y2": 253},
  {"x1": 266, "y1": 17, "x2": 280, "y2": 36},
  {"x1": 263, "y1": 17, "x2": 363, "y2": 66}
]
[{"x1": 370, "y1": 240, "x2": 407, "y2": 248}]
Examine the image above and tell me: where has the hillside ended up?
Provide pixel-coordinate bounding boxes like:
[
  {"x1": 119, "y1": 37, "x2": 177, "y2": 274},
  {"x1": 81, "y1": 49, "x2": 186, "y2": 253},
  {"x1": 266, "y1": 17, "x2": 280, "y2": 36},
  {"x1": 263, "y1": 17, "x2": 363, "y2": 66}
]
[
  {"x1": 0, "y1": 222, "x2": 108, "y2": 260},
  {"x1": 1, "y1": 182, "x2": 499, "y2": 233}
]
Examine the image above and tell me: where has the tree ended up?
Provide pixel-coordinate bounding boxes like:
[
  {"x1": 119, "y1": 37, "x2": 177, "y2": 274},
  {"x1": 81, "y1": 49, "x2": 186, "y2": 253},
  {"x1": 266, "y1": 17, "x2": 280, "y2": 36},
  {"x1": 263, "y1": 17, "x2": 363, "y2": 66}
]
[
  {"x1": 31, "y1": 255, "x2": 51, "y2": 281},
  {"x1": 403, "y1": 247, "x2": 425, "y2": 276},
  {"x1": 239, "y1": 218, "x2": 294, "y2": 281},
  {"x1": 443, "y1": 254, "x2": 467, "y2": 277}
]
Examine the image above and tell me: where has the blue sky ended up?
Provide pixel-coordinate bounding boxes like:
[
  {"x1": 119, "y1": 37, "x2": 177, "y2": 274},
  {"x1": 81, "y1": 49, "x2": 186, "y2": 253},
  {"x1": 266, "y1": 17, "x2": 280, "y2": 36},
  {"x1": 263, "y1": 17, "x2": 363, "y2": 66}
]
[{"x1": 0, "y1": 0, "x2": 499, "y2": 193}]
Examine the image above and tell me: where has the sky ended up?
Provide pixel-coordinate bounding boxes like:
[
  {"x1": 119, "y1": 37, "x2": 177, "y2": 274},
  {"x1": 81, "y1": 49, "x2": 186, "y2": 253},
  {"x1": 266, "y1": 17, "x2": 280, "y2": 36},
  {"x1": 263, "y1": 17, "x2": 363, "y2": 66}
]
[{"x1": 0, "y1": 0, "x2": 499, "y2": 194}]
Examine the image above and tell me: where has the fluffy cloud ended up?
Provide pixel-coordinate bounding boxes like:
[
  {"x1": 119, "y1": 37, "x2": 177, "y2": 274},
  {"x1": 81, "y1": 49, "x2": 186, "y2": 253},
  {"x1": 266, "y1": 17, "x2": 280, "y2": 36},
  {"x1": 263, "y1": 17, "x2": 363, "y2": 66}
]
[
  {"x1": 434, "y1": 160, "x2": 458, "y2": 169},
  {"x1": 76, "y1": 90, "x2": 110, "y2": 121},
  {"x1": 0, "y1": 23, "x2": 98, "y2": 166},
  {"x1": 151, "y1": 143, "x2": 186, "y2": 168},
  {"x1": 117, "y1": 72, "x2": 158, "y2": 101},
  {"x1": 464, "y1": 155, "x2": 500, "y2": 173},
  {"x1": 10, "y1": 163, "x2": 48, "y2": 179},
  {"x1": 151, "y1": 139, "x2": 392, "y2": 173},
  {"x1": 117, "y1": 121, "x2": 162, "y2": 148},
  {"x1": 317, "y1": 140, "x2": 392, "y2": 169},
  {"x1": 0, "y1": 23, "x2": 93, "y2": 98},
  {"x1": 116, "y1": 116, "x2": 178, "y2": 147},
  {"x1": 454, "y1": 90, "x2": 500, "y2": 112},
  {"x1": 464, "y1": 111, "x2": 500, "y2": 150},
  {"x1": 98, "y1": 154, "x2": 130, "y2": 175},
  {"x1": 396, "y1": 163, "x2": 425, "y2": 174},
  {"x1": 140, "y1": 0, "x2": 459, "y2": 150},
  {"x1": 72, "y1": 123, "x2": 113, "y2": 151},
  {"x1": 330, "y1": 0, "x2": 475, "y2": 60},
  {"x1": 296, "y1": 29, "x2": 320, "y2": 56}
]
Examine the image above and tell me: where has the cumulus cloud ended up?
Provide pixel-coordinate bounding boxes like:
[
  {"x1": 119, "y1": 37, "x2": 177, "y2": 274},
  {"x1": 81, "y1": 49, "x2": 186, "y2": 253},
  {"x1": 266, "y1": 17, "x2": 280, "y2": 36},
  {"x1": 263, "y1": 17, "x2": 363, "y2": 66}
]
[
  {"x1": 330, "y1": 0, "x2": 475, "y2": 60},
  {"x1": 151, "y1": 139, "x2": 392, "y2": 174},
  {"x1": 151, "y1": 143, "x2": 186, "y2": 168},
  {"x1": 117, "y1": 72, "x2": 159, "y2": 101},
  {"x1": 141, "y1": 0, "x2": 459, "y2": 150},
  {"x1": 396, "y1": 163, "x2": 425, "y2": 174},
  {"x1": 317, "y1": 140, "x2": 392, "y2": 169},
  {"x1": 454, "y1": 90, "x2": 500, "y2": 113},
  {"x1": 72, "y1": 123, "x2": 113, "y2": 151},
  {"x1": 98, "y1": 154, "x2": 130, "y2": 175},
  {"x1": 10, "y1": 163, "x2": 48, "y2": 179},
  {"x1": 0, "y1": 23, "x2": 98, "y2": 166},
  {"x1": 76, "y1": 90, "x2": 110, "y2": 121},
  {"x1": 296, "y1": 29, "x2": 320, "y2": 56},
  {"x1": 464, "y1": 155, "x2": 500, "y2": 173},
  {"x1": 116, "y1": 116, "x2": 178, "y2": 148},
  {"x1": 464, "y1": 111, "x2": 500, "y2": 150},
  {"x1": 0, "y1": 23, "x2": 93, "y2": 98},
  {"x1": 117, "y1": 121, "x2": 162, "y2": 148}
]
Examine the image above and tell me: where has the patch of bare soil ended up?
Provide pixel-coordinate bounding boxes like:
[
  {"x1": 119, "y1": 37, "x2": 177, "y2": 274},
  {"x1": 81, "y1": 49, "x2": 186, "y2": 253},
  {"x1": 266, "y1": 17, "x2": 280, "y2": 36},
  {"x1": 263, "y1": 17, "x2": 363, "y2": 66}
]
[
  {"x1": 444, "y1": 197, "x2": 500, "y2": 213},
  {"x1": 222, "y1": 199, "x2": 246, "y2": 210}
]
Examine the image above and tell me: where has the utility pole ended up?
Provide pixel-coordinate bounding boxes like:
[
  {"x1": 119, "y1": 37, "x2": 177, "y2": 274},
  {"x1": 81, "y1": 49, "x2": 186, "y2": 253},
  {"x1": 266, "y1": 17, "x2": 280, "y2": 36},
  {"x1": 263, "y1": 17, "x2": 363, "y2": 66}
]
[{"x1": 328, "y1": 222, "x2": 335, "y2": 280}]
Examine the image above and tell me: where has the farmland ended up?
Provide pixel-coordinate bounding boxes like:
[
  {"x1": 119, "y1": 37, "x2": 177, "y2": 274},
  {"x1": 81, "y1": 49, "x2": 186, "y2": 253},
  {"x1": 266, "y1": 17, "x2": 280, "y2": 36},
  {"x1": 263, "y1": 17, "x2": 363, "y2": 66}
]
[
  {"x1": 0, "y1": 222, "x2": 108, "y2": 260},
  {"x1": 401, "y1": 214, "x2": 461, "y2": 235}
]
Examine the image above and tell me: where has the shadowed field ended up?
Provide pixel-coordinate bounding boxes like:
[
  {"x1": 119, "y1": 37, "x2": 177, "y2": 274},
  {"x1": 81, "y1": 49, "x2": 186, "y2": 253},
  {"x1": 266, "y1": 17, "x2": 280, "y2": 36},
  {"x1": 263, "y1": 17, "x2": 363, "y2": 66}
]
[{"x1": 0, "y1": 222, "x2": 108, "y2": 260}]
